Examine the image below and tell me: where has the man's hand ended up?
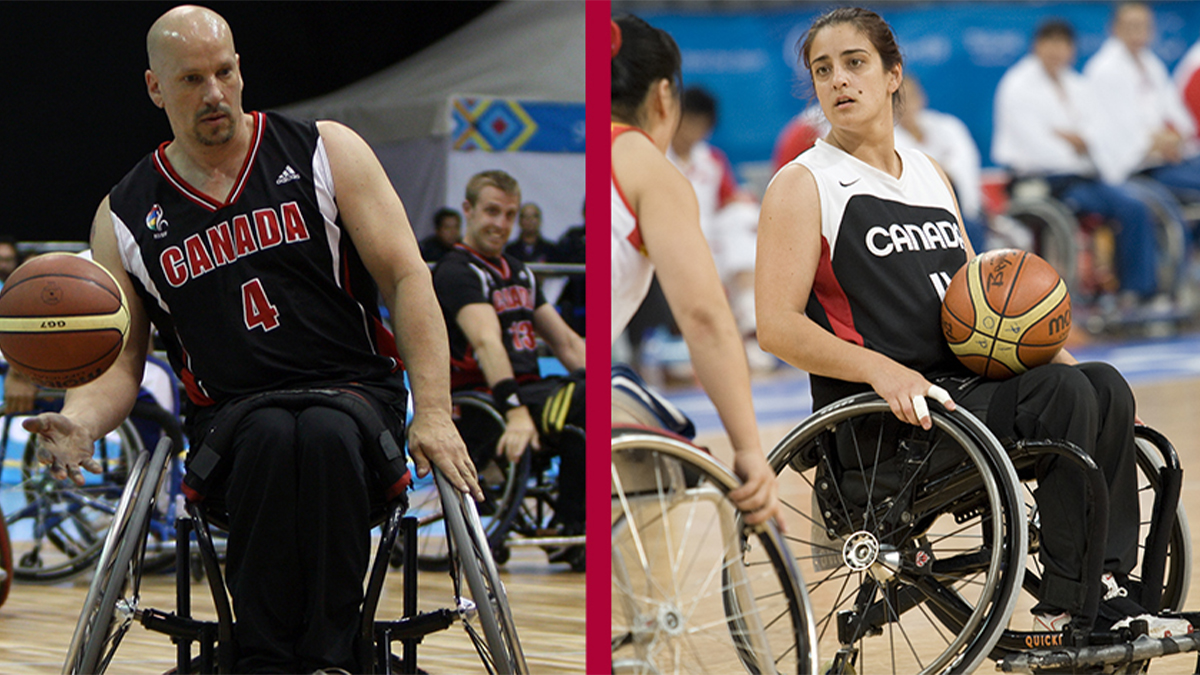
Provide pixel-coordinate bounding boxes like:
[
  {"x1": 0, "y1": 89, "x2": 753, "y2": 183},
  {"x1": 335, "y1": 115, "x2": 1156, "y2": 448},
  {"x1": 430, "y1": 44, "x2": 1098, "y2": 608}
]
[
  {"x1": 4, "y1": 369, "x2": 39, "y2": 414},
  {"x1": 406, "y1": 411, "x2": 484, "y2": 501},
  {"x1": 496, "y1": 405, "x2": 539, "y2": 463},
  {"x1": 728, "y1": 449, "x2": 783, "y2": 529},
  {"x1": 22, "y1": 413, "x2": 101, "y2": 486}
]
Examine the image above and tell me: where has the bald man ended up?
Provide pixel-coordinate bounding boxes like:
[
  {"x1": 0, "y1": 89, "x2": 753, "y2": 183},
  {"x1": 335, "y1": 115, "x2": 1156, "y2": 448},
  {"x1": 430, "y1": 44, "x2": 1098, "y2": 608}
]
[{"x1": 25, "y1": 5, "x2": 480, "y2": 672}]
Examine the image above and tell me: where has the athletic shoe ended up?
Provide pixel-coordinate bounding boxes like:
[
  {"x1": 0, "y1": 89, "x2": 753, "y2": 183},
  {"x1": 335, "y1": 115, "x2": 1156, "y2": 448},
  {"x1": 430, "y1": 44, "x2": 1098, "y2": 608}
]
[
  {"x1": 1111, "y1": 614, "x2": 1193, "y2": 638},
  {"x1": 1033, "y1": 611, "x2": 1072, "y2": 632}
]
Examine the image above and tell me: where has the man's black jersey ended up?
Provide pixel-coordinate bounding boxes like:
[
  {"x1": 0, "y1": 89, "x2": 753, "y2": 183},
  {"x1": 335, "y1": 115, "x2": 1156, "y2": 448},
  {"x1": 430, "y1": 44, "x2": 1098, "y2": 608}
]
[
  {"x1": 433, "y1": 244, "x2": 546, "y2": 390},
  {"x1": 788, "y1": 139, "x2": 973, "y2": 409},
  {"x1": 108, "y1": 111, "x2": 401, "y2": 407}
]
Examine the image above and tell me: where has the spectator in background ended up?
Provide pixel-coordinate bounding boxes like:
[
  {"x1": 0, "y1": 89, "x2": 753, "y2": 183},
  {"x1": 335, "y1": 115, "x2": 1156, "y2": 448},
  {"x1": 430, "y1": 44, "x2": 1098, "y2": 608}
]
[
  {"x1": 554, "y1": 200, "x2": 586, "y2": 336},
  {"x1": 419, "y1": 207, "x2": 462, "y2": 262},
  {"x1": 505, "y1": 202, "x2": 556, "y2": 263},
  {"x1": 993, "y1": 19, "x2": 1162, "y2": 305},
  {"x1": 895, "y1": 74, "x2": 988, "y2": 251},
  {"x1": 667, "y1": 86, "x2": 766, "y2": 368},
  {"x1": 1085, "y1": 2, "x2": 1200, "y2": 201}
]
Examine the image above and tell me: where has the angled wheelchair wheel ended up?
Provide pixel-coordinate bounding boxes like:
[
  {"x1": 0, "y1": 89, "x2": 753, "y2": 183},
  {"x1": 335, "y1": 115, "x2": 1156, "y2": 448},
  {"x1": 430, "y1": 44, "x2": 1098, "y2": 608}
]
[
  {"x1": 1005, "y1": 196, "x2": 1080, "y2": 293},
  {"x1": 612, "y1": 427, "x2": 819, "y2": 675},
  {"x1": 405, "y1": 393, "x2": 529, "y2": 570},
  {"x1": 436, "y1": 468, "x2": 528, "y2": 675},
  {"x1": 768, "y1": 394, "x2": 1027, "y2": 675},
  {"x1": 1014, "y1": 425, "x2": 1191, "y2": 620},
  {"x1": 6, "y1": 418, "x2": 143, "y2": 582},
  {"x1": 64, "y1": 436, "x2": 172, "y2": 675}
]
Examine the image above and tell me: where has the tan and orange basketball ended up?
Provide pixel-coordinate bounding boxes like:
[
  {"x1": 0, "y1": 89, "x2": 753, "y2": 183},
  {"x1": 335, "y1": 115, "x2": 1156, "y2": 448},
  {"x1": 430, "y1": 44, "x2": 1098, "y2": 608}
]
[
  {"x1": 941, "y1": 249, "x2": 1071, "y2": 380},
  {"x1": 0, "y1": 253, "x2": 130, "y2": 389}
]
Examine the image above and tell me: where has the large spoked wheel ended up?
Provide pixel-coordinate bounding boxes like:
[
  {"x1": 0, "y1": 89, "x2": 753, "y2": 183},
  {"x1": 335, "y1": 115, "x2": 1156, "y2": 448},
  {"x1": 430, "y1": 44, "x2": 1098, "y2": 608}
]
[
  {"x1": 611, "y1": 428, "x2": 818, "y2": 675},
  {"x1": 768, "y1": 394, "x2": 1027, "y2": 675},
  {"x1": 403, "y1": 394, "x2": 529, "y2": 570},
  {"x1": 6, "y1": 418, "x2": 143, "y2": 582},
  {"x1": 63, "y1": 436, "x2": 172, "y2": 675},
  {"x1": 436, "y1": 468, "x2": 528, "y2": 674}
]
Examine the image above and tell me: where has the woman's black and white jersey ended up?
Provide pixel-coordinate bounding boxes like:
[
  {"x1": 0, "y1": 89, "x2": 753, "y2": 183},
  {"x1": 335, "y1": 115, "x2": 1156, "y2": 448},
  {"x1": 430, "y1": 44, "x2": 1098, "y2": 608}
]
[
  {"x1": 787, "y1": 139, "x2": 971, "y2": 408},
  {"x1": 433, "y1": 244, "x2": 546, "y2": 390},
  {"x1": 108, "y1": 111, "x2": 401, "y2": 407}
]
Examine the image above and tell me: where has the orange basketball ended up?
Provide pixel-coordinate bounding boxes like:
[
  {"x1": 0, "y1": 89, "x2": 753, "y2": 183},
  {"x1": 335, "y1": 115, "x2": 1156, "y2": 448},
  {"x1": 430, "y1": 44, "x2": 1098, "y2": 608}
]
[
  {"x1": 0, "y1": 253, "x2": 130, "y2": 389},
  {"x1": 941, "y1": 249, "x2": 1071, "y2": 380}
]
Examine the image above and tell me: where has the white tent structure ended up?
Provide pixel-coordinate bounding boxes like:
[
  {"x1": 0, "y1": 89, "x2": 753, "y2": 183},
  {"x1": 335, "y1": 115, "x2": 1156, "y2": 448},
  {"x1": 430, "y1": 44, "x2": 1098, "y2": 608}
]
[{"x1": 279, "y1": 1, "x2": 586, "y2": 242}]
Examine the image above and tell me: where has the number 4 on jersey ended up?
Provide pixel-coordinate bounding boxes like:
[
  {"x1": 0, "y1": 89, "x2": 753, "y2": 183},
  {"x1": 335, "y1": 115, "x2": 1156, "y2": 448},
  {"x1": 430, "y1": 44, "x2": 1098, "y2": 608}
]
[
  {"x1": 242, "y1": 278, "x2": 281, "y2": 332},
  {"x1": 929, "y1": 271, "x2": 954, "y2": 301}
]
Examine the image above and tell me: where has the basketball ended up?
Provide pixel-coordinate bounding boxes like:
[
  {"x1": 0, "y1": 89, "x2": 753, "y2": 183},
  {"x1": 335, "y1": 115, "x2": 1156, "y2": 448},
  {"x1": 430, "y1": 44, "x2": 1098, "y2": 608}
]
[
  {"x1": 941, "y1": 249, "x2": 1071, "y2": 380},
  {"x1": 0, "y1": 253, "x2": 130, "y2": 389}
]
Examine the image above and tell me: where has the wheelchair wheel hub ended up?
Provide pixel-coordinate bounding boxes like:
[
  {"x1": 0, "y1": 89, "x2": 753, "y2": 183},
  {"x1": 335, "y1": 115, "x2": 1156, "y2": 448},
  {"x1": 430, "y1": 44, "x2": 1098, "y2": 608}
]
[
  {"x1": 656, "y1": 604, "x2": 685, "y2": 636},
  {"x1": 843, "y1": 531, "x2": 880, "y2": 571}
]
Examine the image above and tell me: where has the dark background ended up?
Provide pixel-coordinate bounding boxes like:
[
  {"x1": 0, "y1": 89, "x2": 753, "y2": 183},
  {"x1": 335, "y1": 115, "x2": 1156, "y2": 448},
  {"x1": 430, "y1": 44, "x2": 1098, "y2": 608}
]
[{"x1": 1, "y1": 1, "x2": 498, "y2": 244}]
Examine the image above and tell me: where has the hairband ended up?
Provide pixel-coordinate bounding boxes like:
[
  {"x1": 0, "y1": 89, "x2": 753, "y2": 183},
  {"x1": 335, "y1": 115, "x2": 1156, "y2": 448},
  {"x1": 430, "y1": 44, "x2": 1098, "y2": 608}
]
[{"x1": 611, "y1": 19, "x2": 622, "y2": 59}]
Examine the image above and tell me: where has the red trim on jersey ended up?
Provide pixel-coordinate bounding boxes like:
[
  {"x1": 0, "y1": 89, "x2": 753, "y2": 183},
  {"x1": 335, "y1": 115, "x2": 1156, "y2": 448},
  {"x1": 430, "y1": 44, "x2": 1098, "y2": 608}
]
[
  {"x1": 454, "y1": 243, "x2": 511, "y2": 279},
  {"x1": 611, "y1": 123, "x2": 648, "y2": 254},
  {"x1": 812, "y1": 237, "x2": 864, "y2": 346},
  {"x1": 712, "y1": 145, "x2": 740, "y2": 208},
  {"x1": 152, "y1": 111, "x2": 265, "y2": 212},
  {"x1": 180, "y1": 366, "x2": 216, "y2": 407}
]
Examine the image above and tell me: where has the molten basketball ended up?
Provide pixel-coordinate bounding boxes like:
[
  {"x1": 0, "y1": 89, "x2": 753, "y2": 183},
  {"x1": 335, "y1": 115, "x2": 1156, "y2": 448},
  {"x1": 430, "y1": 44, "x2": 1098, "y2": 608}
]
[
  {"x1": 941, "y1": 249, "x2": 1071, "y2": 380},
  {"x1": 0, "y1": 253, "x2": 130, "y2": 389}
]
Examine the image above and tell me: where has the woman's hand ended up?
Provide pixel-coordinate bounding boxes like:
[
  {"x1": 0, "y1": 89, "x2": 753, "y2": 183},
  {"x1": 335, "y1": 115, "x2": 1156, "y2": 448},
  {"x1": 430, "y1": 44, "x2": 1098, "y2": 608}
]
[
  {"x1": 729, "y1": 449, "x2": 784, "y2": 529},
  {"x1": 867, "y1": 359, "x2": 956, "y2": 429}
]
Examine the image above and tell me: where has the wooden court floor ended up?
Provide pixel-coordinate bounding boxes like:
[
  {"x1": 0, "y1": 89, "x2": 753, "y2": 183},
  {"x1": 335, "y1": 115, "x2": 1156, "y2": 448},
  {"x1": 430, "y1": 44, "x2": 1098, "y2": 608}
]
[
  {"x1": 0, "y1": 547, "x2": 584, "y2": 674},
  {"x1": 693, "y1": 375, "x2": 1200, "y2": 674}
]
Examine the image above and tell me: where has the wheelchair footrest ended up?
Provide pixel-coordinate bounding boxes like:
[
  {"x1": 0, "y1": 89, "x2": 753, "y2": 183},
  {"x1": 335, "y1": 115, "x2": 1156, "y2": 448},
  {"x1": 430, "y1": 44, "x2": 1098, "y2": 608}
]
[
  {"x1": 376, "y1": 608, "x2": 457, "y2": 642},
  {"x1": 996, "y1": 631, "x2": 1200, "y2": 673},
  {"x1": 137, "y1": 607, "x2": 219, "y2": 642}
]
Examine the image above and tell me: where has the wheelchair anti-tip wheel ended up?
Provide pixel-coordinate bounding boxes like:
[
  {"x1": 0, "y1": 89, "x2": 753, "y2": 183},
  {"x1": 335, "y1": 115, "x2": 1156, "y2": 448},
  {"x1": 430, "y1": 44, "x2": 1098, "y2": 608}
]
[
  {"x1": 611, "y1": 427, "x2": 819, "y2": 675},
  {"x1": 767, "y1": 394, "x2": 1027, "y2": 675}
]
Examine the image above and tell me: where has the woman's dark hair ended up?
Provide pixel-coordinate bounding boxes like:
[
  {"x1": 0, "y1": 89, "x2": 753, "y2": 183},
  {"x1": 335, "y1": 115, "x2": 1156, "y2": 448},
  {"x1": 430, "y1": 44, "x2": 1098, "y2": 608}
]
[
  {"x1": 1034, "y1": 19, "x2": 1076, "y2": 45},
  {"x1": 612, "y1": 13, "x2": 683, "y2": 125},
  {"x1": 799, "y1": 7, "x2": 905, "y2": 111}
]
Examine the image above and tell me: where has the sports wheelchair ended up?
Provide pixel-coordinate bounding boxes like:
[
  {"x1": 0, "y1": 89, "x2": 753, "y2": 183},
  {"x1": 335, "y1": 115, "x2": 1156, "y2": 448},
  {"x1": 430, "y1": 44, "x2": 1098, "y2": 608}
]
[
  {"x1": 402, "y1": 389, "x2": 585, "y2": 572},
  {"x1": 63, "y1": 405, "x2": 527, "y2": 674},
  {"x1": 767, "y1": 392, "x2": 1194, "y2": 674}
]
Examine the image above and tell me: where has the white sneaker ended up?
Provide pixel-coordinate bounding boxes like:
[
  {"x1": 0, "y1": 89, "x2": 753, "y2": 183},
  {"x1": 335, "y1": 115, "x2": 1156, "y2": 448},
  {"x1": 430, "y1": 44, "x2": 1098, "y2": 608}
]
[
  {"x1": 1111, "y1": 614, "x2": 1193, "y2": 638},
  {"x1": 1033, "y1": 611, "x2": 1072, "y2": 632}
]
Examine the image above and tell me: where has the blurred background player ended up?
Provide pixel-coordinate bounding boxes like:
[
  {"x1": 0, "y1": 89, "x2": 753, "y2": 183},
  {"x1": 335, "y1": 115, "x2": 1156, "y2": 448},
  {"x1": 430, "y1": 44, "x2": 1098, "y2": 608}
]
[
  {"x1": 993, "y1": 19, "x2": 1164, "y2": 309},
  {"x1": 667, "y1": 86, "x2": 769, "y2": 369},
  {"x1": 433, "y1": 169, "x2": 587, "y2": 566}
]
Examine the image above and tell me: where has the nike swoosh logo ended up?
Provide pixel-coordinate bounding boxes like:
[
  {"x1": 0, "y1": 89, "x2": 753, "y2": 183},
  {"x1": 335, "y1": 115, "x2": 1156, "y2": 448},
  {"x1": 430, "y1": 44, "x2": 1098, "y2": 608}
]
[{"x1": 839, "y1": 178, "x2": 860, "y2": 187}]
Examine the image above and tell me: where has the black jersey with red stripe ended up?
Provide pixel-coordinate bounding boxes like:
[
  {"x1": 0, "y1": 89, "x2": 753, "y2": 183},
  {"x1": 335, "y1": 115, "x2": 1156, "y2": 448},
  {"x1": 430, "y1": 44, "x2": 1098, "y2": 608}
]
[
  {"x1": 789, "y1": 140, "x2": 973, "y2": 409},
  {"x1": 108, "y1": 111, "x2": 401, "y2": 407},
  {"x1": 432, "y1": 244, "x2": 546, "y2": 390}
]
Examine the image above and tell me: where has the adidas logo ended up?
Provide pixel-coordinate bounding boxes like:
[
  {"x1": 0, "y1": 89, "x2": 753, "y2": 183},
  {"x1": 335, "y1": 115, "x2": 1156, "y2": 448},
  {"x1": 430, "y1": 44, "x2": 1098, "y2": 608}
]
[{"x1": 276, "y1": 165, "x2": 300, "y2": 185}]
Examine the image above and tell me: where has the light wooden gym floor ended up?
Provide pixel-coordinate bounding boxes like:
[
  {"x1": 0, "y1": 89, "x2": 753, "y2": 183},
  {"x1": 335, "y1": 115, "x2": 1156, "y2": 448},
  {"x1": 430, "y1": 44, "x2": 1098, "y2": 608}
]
[{"x1": 0, "y1": 547, "x2": 584, "y2": 674}]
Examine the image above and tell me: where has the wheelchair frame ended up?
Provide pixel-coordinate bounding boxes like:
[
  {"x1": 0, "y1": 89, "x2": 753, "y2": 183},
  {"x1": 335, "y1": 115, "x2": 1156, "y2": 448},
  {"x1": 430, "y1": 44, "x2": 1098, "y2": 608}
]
[
  {"x1": 63, "y1": 436, "x2": 528, "y2": 675},
  {"x1": 611, "y1": 424, "x2": 820, "y2": 675}
]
